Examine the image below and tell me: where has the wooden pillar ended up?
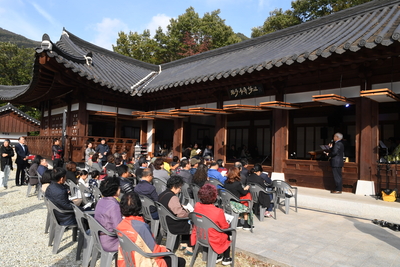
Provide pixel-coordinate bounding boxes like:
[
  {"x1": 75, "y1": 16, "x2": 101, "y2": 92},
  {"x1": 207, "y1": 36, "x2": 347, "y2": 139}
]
[
  {"x1": 272, "y1": 109, "x2": 289, "y2": 172},
  {"x1": 214, "y1": 114, "x2": 227, "y2": 162},
  {"x1": 47, "y1": 100, "x2": 52, "y2": 136},
  {"x1": 66, "y1": 101, "x2": 72, "y2": 136},
  {"x1": 356, "y1": 97, "x2": 379, "y2": 181},
  {"x1": 77, "y1": 98, "x2": 87, "y2": 136},
  {"x1": 173, "y1": 118, "x2": 183, "y2": 158},
  {"x1": 140, "y1": 121, "x2": 147, "y2": 145}
]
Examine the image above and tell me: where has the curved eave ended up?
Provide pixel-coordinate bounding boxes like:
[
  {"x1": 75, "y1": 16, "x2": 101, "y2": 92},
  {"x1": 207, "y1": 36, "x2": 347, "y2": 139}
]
[{"x1": 140, "y1": 0, "x2": 400, "y2": 94}]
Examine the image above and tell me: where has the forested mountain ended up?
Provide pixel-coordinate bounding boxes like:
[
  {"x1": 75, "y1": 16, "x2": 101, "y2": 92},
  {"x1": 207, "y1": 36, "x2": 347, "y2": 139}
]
[{"x1": 0, "y1": 28, "x2": 40, "y2": 48}]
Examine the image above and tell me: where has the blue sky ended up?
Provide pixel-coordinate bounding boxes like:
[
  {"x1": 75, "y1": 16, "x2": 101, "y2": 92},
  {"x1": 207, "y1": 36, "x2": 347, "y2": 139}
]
[{"x1": 0, "y1": 0, "x2": 292, "y2": 50}]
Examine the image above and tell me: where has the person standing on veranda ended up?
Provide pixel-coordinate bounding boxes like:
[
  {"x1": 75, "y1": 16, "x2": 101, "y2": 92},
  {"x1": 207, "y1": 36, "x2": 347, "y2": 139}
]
[
  {"x1": 52, "y1": 138, "x2": 64, "y2": 168},
  {"x1": 326, "y1": 132, "x2": 345, "y2": 194},
  {"x1": 15, "y1": 136, "x2": 30, "y2": 186},
  {"x1": 1, "y1": 139, "x2": 14, "y2": 189}
]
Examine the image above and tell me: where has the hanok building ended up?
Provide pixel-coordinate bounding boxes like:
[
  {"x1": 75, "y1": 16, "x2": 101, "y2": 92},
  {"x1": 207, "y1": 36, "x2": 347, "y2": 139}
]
[
  {"x1": 0, "y1": 103, "x2": 40, "y2": 144},
  {"x1": 1, "y1": 0, "x2": 400, "y2": 193}
]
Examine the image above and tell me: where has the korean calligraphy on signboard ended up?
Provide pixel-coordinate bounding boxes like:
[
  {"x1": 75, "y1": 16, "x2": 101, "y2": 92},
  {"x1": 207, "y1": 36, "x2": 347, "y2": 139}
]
[{"x1": 228, "y1": 84, "x2": 264, "y2": 99}]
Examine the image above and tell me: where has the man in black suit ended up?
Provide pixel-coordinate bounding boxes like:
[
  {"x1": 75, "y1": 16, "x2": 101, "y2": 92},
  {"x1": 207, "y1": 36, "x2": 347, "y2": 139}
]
[
  {"x1": 15, "y1": 136, "x2": 30, "y2": 186},
  {"x1": 326, "y1": 133, "x2": 345, "y2": 194}
]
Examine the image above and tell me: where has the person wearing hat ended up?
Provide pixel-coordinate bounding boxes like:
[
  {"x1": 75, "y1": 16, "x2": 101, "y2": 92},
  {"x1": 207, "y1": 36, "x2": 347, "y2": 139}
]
[
  {"x1": 95, "y1": 138, "x2": 110, "y2": 167},
  {"x1": 189, "y1": 158, "x2": 200, "y2": 175},
  {"x1": 1, "y1": 139, "x2": 14, "y2": 189}
]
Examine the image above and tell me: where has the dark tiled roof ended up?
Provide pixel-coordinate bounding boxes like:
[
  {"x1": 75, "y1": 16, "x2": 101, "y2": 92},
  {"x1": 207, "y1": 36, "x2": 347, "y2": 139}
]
[
  {"x1": 0, "y1": 103, "x2": 40, "y2": 125},
  {"x1": 1, "y1": 0, "x2": 400, "y2": 101},
  {"x1": 40, "y1": 30, "x2": 159, "y2": 94},
  {"x1": 0, "y1": 85, "x2": 29, "y2": 101},
  {"x1": 141, "y1": 0, "x2": 400, "y2": 94}
]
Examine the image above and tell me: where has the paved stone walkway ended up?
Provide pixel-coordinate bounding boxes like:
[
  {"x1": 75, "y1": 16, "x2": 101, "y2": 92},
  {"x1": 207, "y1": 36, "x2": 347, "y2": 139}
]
[{"x1": 236, "y1": 188, "x2": 400, "y2": 267}]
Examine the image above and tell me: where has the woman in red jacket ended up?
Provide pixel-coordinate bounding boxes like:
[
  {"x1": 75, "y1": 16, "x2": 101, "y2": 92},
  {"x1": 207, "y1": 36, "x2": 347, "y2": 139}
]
[{"x1": 191, "y1": 184, "x2": 232, "y2": 266}]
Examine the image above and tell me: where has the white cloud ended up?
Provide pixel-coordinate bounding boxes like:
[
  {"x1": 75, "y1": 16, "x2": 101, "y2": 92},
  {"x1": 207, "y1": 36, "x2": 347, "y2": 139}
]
[
  {"x1": 92, "y1": 18, "x2": 128, "y2": 50},
  {"x1": 145, "y1": 14, "x2": 171, "y2": 36},
  {"x1": 0, "y1": 0, "x2": 40, "y2": 40},
  {"x1": 258, "y1": 0, "x2": 266, "y2": 9},
  {"x1": 31, "y1": 2, "x2": 60, "y2": 28}
]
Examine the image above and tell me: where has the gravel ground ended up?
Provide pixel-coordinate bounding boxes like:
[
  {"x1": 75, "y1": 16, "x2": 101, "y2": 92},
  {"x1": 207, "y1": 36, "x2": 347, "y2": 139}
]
[{"x1": 0, "y1": 168, "x2": 277, "y2": 267}]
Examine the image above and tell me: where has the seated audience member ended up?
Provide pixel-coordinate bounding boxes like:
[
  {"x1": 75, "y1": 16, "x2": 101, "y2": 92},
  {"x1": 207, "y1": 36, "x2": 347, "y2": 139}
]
[
  {"x1": 240, "y1": 158, "x2": 249, "y2": 177},
  {"x1": 65, "y1": 161, "x2": 79, "y2": 184},
  {"x1": 135, "y1": 157, "x2": 148, "y2": 180},
  {"x1": 234, "y1": 161, "x2": 247, "y2": 185},
  {"x1": 89, "y1": 153, "x2": 103, "y2": 173},
  {"x1": 153, "y1": 158, "x2": 170, "y2": 183},
  {"x1": 192, "y1": 163, "x2": 208, "y2": 187},
  {"x1": 163, "y1": 161, "x2": 171, "y2": 175},
  {"x1": 190, "y1": 143, "x2": 201, "y2": 159},
  {"x1": 202, "y1": 144, "x2": 214, "y2": 159},
  {"x1": 169, "y1": 156, "x2": 180, "y2": 175},
  {"x1": 182, "y1": 145, "x2": 192, "y2": 160},
  {"x1": 224, "y1": 167, "x2": 252, "y2": 230},
  {"x1": 247, "y1": 164, "x2": 272, "y2": 218},
  {"x1": 94, "y1": 176, "x2": 122, "y2": 252},
  {"x1": 134, "y1": 168, "x2": 159, "y2": 219},
  {"x1": 120, "y1": 152, "x2": 128, "y2": 165},
  {"x1": 117, "y1": 165, "x2": 134, "y2": 194},
  {"x1": 191, "y1": 184, "x2": 232, "y2": 265},
  {"x1": 176, "y1": 159, "x2": 193, "y2": 185},
  {"x1": 78, "y1": 170, "x2": 89, "y2": 187},
  {"x1": 216, "y1": 159, "x2": 228, "y2": 175},
  {"x1": 104, "y1": 154, "x2": 117, "y2": 176},
  {"x1": 41, "y1": 169, "x2": 52, "y2": 192},
  {"x1": 37, "y1": 158, "x2": 49, "y2": 176},
  {"x1": 115, "y1": 157, "x2": 123, "y2": 168},
  {"x1": 160, "y1": 143, "x2": 169, "y2": 157},
  {"x1": 116, "y1": 192, "x2": 186, "y2": 267},
  {"x1": 28, "y1": 155, "x2": 43, "y2": 176},
  {"x1": 189, "y1": 158, "x2": 200, "y2": 175},
  {"x1": 208, "y1": 162, "x2": 226, "y2": 184},
  {"x1": 88, "y1": 170, "x2": 100, "y2": 189},
  {"x1": 45, "y1": 167, "x2": 76, "y2": 225},
  {"x1": 158, "y1": 176, "x2": 193, "y2": 255}
]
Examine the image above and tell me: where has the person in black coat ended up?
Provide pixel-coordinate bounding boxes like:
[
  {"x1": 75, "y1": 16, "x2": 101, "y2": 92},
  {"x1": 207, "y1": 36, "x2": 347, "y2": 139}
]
[
  {"x1": 52, "y1": 138, "x2": 64, "y2": 168},
  {"x1": 326, "y1": 133, "x2": 345, "y2": 194},
  {"x1": 247, "y1": 164, "x2": 272, "y2": 218},
  {"x1": 14, "y1": 136, "x2": 30, "y2": 186},
  {"x1": 45, "y1": 167, "x2": 77, "y2": 225},
  {"x1": 1, "y1": 139, "x2": 14, "y2": 189},
  {"x1": 95, "y1": 138, "x2": 110, "y2": 167},
  {"x1": 158, "y1": 176, "x2": 193, "y2": 255}
]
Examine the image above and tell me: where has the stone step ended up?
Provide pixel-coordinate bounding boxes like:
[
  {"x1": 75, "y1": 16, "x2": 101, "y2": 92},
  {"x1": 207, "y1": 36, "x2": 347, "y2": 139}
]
[{"x1": 296, "y1": 186, "x2": 400, "y2": 222}]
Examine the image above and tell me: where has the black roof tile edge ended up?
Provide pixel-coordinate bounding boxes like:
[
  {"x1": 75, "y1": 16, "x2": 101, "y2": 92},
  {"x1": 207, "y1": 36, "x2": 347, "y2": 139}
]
[
  {"x1": 63, "y1": 29, "x2": 159, "y2": 72},
  {"x1": 160, "y1": 0, "x2": 399, "y2": 70},
  {"x1": 142, "y1": 1, "x2": 400, "y2": 93},
  {"x1": 0, "y1": 103, "x2": 40, "y2": 125}
]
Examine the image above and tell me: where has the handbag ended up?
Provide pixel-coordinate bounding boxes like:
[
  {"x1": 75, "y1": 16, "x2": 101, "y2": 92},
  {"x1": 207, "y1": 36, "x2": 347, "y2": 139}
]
[
  {"x1": 239, "y1": 192, "x2": 252, "y2": 207},
  {"x1": 382, "y1": 189, "x2": 397, "y2": 202}
]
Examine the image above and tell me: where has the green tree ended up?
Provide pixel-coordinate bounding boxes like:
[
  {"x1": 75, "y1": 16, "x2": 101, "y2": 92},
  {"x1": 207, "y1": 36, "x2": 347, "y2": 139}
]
[
  {"x1": 0, "y1": 42, "x2": 34, "y2": 85},
  {"x1": 0, "y1": 42, "x2": 40, "y2": 122},
  {"x1": 252, "y1": 0, "x2": 373, "y2": 37},
  {"x1": 113, "y1": 7, "x2": 241, "y2": 64},
  {"x1": 252, "y1": 9, "x2": 301, "y2": 38},
  {"x1": 113, "y1": 30, "x2": 160, "y2": 64}
]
